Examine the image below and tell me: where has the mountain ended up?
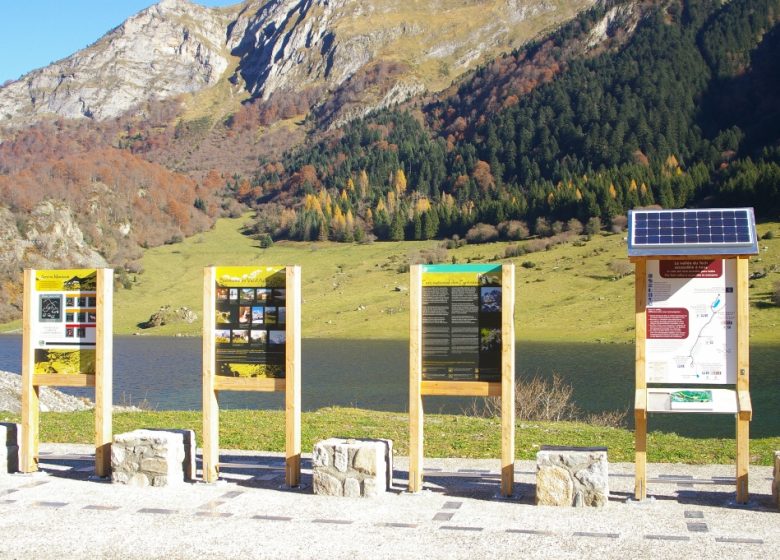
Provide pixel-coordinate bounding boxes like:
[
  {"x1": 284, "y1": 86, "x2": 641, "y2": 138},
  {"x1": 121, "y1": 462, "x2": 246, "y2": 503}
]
[
  {"x1": 0, "y1": 0, "x2": 594, "y2": 134},
  {"x1": 0, "y1": 0, "x2": 231, "y2": 124},
  {"x1": 248, "y1": 0, "x2": 780, "y2": 244},
  {"x1": 1, "y1": 0, "x2": 780, "y2": 325}
]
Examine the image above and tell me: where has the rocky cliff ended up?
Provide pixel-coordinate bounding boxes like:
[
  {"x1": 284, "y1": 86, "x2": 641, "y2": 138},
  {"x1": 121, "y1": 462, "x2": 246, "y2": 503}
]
[
  {"x1": 0, "y1": 0, "x2": 231, "y2": 124},
  {"x1": 0, "y1": 0, "x2": 595, "y2": 131}
]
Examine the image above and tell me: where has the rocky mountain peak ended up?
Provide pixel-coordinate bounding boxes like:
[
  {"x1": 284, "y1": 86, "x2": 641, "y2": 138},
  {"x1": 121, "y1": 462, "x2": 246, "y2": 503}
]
[{"x1": 0, "y1": 0, "x2": 231, "y2": 125}]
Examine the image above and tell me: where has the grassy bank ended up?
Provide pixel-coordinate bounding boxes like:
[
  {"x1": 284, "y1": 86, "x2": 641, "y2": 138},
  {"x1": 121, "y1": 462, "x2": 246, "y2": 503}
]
[
  {"x1": 2, "y1": 408, "x2": 778, "y2": 466},
  {"x1": 2, "y1": 216, "x2": 778, "y2": 343},
  {"x1": 88, "y1": 217, "x2": 780, "y2": 344}
]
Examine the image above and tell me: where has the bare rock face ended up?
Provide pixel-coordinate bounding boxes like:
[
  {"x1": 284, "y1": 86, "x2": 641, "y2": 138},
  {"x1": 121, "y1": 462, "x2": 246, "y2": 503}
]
[
  {"x1": 22, "y1": 200, "x2": 108, "y2": 269},
  {"x1": 0, "y1": 0, "x2": 230, "y2": 123},
  {"x1": 0, "y1": 0, "x2": 597, "y2": 132},
  {"x1": 139, "y1": 305, "x2": 198, "y2": 329}
]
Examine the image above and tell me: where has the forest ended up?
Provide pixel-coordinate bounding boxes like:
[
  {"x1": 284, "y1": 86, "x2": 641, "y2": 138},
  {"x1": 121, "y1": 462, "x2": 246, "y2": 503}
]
[{"x1": 245, "y1": 0, "x2": 780, "y2": 243}]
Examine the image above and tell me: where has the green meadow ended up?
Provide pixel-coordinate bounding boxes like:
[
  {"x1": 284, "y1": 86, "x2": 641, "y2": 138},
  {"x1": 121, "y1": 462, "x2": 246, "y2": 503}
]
[{"x1": 102, "y1": 215, "x2": 780, "y2": 344}]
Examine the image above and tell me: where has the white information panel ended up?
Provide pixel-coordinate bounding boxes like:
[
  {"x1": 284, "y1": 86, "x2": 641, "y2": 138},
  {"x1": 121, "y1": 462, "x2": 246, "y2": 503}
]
[
  {"x1": 645, "y1": 259, "x2": 736, "y2": 385},
  {"x1": 30, "y1": 269, "x2": 98, "y2": 375}
]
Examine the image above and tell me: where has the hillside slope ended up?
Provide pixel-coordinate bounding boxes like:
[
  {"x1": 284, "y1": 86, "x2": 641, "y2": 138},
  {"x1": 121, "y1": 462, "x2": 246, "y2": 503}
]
[{"x1": 0, "y1": 0, "x2": 594, "y2": 135}]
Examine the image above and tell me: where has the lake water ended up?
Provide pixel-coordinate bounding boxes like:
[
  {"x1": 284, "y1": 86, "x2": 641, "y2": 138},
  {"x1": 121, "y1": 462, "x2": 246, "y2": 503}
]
[{"x1": 1, "y1": 335, "x2": 777, "y2": 438}]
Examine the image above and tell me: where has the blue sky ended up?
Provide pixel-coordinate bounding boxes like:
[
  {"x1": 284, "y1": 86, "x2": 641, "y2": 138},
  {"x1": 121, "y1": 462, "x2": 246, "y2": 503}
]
[{"x1": 0, "y1": 1, "x2": 238, "y2": 84}]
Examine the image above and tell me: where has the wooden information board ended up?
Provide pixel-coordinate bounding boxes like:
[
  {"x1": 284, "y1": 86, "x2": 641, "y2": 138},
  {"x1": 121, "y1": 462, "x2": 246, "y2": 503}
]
[
  {"x1": 202, "y1": 265, "x2": 301, "y2": 486},
  {"x1": 409, "y1": 264, "x2": 515, "y2": 496},
  {"x1": 21, "y1": 268, "x2": 113, "y2": 476},
  {"x1": 628, "y1": 208, "x2": 757, "y2": 504}
]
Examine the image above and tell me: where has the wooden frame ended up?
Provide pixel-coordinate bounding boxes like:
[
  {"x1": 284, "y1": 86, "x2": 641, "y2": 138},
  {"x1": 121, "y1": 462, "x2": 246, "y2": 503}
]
[
  {"x1": 408, "y1": 264, "x2": 515, "y2": 496},
  {"x1": 202, "y1": 265, "x2": 301, "y2": 486},
  {"x1": 632, "y1": 256, "x2": 751, "y2": 503},
  {"x1": 21, "y1": 268, "x2": 113, "y2": 476}
]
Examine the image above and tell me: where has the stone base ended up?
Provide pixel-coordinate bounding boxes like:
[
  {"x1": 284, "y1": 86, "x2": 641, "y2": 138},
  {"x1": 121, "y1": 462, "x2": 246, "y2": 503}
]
[
  {"x1": 773, "y1": 451, "x2": 780, "y2": 509},
  {"x1": 536, "y1": 446, "x2": 608, "y2": 507},
  {"x1": 111, "y1": 429, "x2": 185, "y2": 487},
  {"x1": 147, "y1": 428, "x2": 196, "y2": 481},
  {"x1": 312, "y1": 438, "x2": 393, "y2": 497},
  {"x1": 0, "y1": 423, "x2": 20, "y2": 475}
]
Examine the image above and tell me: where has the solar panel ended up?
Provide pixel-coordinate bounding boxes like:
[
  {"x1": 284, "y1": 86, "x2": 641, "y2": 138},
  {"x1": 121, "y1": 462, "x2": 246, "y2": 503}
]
[{"x1": 627, "y1": 208, "x2": 758, "y2": 257}]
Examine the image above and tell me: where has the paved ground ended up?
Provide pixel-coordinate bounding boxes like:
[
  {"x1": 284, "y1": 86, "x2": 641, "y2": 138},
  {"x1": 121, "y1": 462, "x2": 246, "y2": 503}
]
[{"x1": 0, "y1": 443, "x2": 777, "y2": 559}]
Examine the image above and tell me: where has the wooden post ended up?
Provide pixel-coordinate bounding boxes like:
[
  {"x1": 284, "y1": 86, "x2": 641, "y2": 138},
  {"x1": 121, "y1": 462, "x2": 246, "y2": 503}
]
[
  {"x1": 94, "y1": 269, "x2": 113, "y2": 477},
  {"x1": 21, "y1": 269, "x2": 39, "y2": 473},
  {"x1": 735, "y1": 256, "x2": 750, "y2": 503},
  {"x1": 285, "y1": 266, "x2": 302, "y2": 487},
  {"x1": 634, "y1": 258, "x2": 648, "y2": 500},
  {"x1": 408, "y1": 264, "x2": 424, "y2": 493},
  {"x1": 202, "y1": 266, "x2": 220, "y2": 483},
  {"x1": 500, "y1": 264, "x2": 515, "y2": 498}
]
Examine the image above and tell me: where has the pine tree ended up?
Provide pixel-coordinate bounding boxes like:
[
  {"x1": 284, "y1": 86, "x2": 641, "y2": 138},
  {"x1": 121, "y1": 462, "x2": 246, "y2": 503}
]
[{"x1": 390, "y1": 212, "x2": 405, "y2": 241}]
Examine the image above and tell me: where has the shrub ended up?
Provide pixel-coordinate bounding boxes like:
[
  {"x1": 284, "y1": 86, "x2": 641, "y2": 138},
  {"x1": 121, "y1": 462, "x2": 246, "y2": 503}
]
[
  {"x1": 773, "y1": 281, "x2": 780, "y2": 306},
  {"x1": 259, "y1": 233, "x2": 273, "y2": 248},
  {"x1": 524, "y1": 238, "x2": 550, "y2": 253},
  {"x1": 464, "y1": 373, "x2": 627, "y2": 427},
  {"x1": 465, "y1": 223, "x2": 499, "y2": 243},
  {"x1": 408, "y1": 246, "x2": 449, "y2": 267},
  {"x1": 521, "y1": 261, "x2": 536, "y2": 269},
  {"x1": 610, "y1": 215, "x2": 628, "y2": 233},
  {"x1": 566, "y1": 218, "x2": 584, "y2": 235},
  {"x1": 466, "y1": 374, "x2": 578, "y2": 421},
  {"x1": 497, "y1": 220, "x2": 530, "y2": 240},
  {"x1": 504, "y1": 244, "x2": 526, "y2": 258},
  {"x1": 762, "y1": 230, "x2": 775, "y2": 240},
  {"x1": 585, "y1": 216, "x2": 602, "y2": 235},
  {"x1": 534, "y1": 217, "x2": 552, "y2": 237},
  {"x1": 608, "y1": 259, "x2": 633, "y2": 279}
]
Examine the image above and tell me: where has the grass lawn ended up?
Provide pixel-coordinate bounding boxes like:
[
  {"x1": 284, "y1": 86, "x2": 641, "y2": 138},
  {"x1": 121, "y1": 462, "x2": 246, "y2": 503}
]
[{"x1": 2, "y1": 408, "x2": 777, "y2": 466}]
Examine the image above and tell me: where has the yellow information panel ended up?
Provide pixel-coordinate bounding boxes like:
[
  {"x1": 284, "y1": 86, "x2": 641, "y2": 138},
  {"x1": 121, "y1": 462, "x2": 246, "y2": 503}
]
[
  {"x1": 213, "y1": 266, "x2": 286, "y2": 378},
  {"x1": 32, "y1": 269, "x2": 97, "y2": 375}
]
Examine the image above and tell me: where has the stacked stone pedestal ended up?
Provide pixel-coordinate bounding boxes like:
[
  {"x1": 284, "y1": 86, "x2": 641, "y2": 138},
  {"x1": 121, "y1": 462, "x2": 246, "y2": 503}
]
[
  {"x1": 0, "y1": 423, "x2": 20, "y2": 475},
  {"x1": 312, "y1": 438, "x2": 393, "y2": 497},
  {"x1": 536, "y1": 446, "x2": 609, "y2": 507},
  {"x1": 111, "y1": 429, "x2": 185, "y2": 487},
  {"x1": 773, "y1": 451, "x2": 780, "y2": 509},
  {"x1": 147, "y1": 428, "x2": 196, "y2": 482}
]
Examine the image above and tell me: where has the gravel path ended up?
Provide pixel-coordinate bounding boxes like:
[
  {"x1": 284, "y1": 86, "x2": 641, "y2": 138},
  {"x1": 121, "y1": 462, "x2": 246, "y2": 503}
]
[
  {"x1": 0, "y1": 370, "x2": 92, "y2": 413},
  {"x1": 0, "y1": 443, "x2": 776, "y2": 560}
]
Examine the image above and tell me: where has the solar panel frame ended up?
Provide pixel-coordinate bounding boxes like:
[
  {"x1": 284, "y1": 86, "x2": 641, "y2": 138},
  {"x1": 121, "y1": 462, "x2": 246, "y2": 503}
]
[{"x1": 627, "y1": 207, "x2": 758, "y2": 257}]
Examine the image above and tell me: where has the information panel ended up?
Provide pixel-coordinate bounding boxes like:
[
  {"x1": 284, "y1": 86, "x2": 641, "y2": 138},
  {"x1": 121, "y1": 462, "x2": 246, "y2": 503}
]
[
  {"x1": 31, "y1": 269, "x2": 97, "y2": 375},
  {"x1": 645, "y1": 259, "x2": 736, "y2": 384},
  {"x1": 214, "y1": 266, "x2": 287, "y2": 378},
  {"x1": 421, "y1": 264, "x2": 502, "y2": 381}
]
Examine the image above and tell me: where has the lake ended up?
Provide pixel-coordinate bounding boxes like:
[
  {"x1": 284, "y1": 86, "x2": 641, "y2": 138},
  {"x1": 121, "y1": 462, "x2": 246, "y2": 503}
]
[{"x1": 1, "y1": 335, "x2": 777, "y2": 438}]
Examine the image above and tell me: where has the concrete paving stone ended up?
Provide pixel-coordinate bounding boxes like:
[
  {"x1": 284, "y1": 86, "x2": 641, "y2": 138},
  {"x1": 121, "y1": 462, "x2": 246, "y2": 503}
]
[
  {"x1": 440, "y1": 525, "x2": 483, "y2": 532},
  {"x1": 644, "y1": 534, "x2": 690, "y2": 541},
  {"x1": 138, "y1": 508, "x2": 178, "y2": 514},
  {"x1": 574, "y1": 531, "x2": 620, "y2": 538},
  {"x1": 715, "y1": 537, "x2": 764, "y2": 544}
]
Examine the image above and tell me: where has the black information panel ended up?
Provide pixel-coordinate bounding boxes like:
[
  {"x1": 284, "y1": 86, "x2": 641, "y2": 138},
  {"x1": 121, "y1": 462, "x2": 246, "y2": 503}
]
[
  {"x1": 214, "y1": 267, "x2": 286, "y2": 378},
  {"x1": 421, "y1": 265, "x2": 502, "y2": 381}
]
